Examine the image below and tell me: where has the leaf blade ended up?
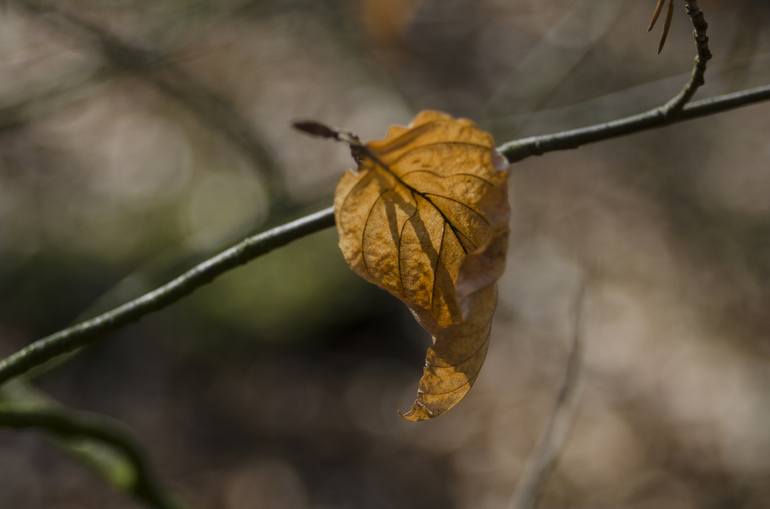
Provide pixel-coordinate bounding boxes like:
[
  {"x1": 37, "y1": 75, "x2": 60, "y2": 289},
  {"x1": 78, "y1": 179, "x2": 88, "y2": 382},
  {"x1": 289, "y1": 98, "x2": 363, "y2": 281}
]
[{"x1": 334, "y1": 110, "x2": 510, "y2": 421}]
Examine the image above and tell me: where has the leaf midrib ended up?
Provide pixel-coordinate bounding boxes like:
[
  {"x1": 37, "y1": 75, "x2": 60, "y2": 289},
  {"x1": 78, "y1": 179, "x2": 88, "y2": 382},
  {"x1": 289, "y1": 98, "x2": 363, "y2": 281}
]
[{"x1": 360, "y1": 148, "x2": 485, "y2": 255}]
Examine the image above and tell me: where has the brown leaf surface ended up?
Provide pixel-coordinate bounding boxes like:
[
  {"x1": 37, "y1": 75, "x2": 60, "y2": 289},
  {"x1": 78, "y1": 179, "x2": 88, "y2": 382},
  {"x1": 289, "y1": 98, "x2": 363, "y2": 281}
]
[{"x1": 334, "y1": 110, "x2": 510, "y2": 421}]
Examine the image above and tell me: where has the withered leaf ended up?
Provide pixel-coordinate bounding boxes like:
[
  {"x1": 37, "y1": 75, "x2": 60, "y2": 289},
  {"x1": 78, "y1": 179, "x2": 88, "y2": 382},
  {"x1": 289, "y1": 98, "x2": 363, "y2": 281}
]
[{"x1": 333, "y1": 110, "x2": 510, "y2": 421}]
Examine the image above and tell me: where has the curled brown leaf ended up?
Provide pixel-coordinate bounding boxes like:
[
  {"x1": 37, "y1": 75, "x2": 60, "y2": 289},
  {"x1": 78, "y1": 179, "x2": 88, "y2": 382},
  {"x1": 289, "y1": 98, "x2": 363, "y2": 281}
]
[{"x1": 333, "y1": 110, "x2": 510, "y2": 421}]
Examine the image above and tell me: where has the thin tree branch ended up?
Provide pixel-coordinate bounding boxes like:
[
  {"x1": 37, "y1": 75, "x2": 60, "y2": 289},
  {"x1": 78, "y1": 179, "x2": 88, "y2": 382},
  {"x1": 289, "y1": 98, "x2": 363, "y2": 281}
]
[
  {"x1": 0, "y1": 67, "x2": 109, "y2": 132},
  {"x1": 0, "y1": 207, "x2": 335, "y2": 385},
  {"x1": 660, "y1": 1, "x2": 711, "y2": 114},
  {"x1": 509, "y1": 282, "x2": 587, "y2": 509},
  {"x1": 0, "y1": 387, "x2": 186, "y2": 509},
  {"x1": 501, "y1": 0, "x2": 713, "y2": 162},
  {"x1": 1, "y1": 5, "x2": 769, "y2": 387},
  {"x1": 498, "y1": 82, "x2": 770, "y2": 163}
]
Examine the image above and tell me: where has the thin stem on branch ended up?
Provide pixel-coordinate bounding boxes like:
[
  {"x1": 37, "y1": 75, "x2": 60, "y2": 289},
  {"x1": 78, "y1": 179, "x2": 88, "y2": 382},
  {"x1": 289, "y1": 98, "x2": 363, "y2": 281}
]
[{"x1": 661, "y1": 1, "x2": 711, "y2": 115}]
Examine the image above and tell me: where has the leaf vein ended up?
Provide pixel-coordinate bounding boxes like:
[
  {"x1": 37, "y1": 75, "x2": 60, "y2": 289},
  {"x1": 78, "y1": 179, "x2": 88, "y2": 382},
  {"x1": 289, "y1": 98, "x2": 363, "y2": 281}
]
[
  {"x1": 429, "y1": 222, "x2": 447, "y2": 308},
  {"x1": 388, "y1": 140, "x2": 493, "y2": 167},
  {"x1": 361, "y1": 188, "x2": 393, "y2": 280},
  {"x1": 426, "y1": 319, "x2": 493, "y2": 372},
  {"x1": 400, "y1": 168, "x2": 497, "y2": 187},
  {"x1": 422, "y1": 192, "x2": 490, "y2": 225},
  {"x1": 419, "y1": 373, "x2": 479, "y2": 397},
  {"x1": 397, "y1": 192, "x2": 419, "y2": 294}
]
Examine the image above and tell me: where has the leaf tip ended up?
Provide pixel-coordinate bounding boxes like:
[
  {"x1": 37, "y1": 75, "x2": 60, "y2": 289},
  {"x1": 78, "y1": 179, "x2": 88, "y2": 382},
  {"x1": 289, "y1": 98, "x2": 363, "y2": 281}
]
[{"x1": 399, "y1": 404, "x2": 432, "y2": 422}]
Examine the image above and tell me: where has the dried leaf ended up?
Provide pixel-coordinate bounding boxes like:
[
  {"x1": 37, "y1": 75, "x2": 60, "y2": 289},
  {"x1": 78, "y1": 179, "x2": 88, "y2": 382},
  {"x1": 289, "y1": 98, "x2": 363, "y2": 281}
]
[{"x1": 333, "y1": 110, "x2": 510, "y2": 421}]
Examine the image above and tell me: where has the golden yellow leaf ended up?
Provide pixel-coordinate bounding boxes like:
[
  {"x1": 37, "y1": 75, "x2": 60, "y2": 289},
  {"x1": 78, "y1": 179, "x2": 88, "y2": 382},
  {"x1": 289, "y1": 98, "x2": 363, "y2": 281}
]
[{"x1": 333, "y1": 110, "x2": 510, "y2": 421}]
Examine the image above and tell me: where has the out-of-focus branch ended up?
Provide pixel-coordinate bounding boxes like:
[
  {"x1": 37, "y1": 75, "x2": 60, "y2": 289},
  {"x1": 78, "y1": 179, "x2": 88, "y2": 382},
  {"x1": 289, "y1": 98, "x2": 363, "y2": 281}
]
[
  {"x1": 0, "y1": 67, "x2": 109, "y2": 132},
  {"x1": 13, "y1": 0, "x2": 285, "y2": 200},
  {"x1": 509, "y1": 282, "x2": 588, "y2": 509},
  {"x1": 0, "y1": 383, "x2": 187, "y2": 509}
]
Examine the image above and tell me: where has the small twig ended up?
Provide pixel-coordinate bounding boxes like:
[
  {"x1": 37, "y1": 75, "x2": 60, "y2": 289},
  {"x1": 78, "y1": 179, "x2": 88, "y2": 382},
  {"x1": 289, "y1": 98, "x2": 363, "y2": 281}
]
[
  {"x1": 0, "y1": 391, "x2": 186, "y2": 509},
  {"x1": 661, "y1": 1, "x2": 711, "y2": 115},
  {"x1": 293, "y1": 120, "x2": 367, "y2": 164},
  {"x1": 509, "y1": 282, "x2": 588, "y2": 509},
  {"x1": 502, "y1": 0, "x2": 713, "y2": 162},
  {"x1": 292, "y1": 120, "x2": 390, "y2": 170}
]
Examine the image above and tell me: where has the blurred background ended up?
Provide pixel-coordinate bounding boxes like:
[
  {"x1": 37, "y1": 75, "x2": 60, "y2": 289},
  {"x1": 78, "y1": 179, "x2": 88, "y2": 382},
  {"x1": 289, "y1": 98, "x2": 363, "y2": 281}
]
[{"x1": 1, "y1": 0, "x2": 769, "y2": 508}]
